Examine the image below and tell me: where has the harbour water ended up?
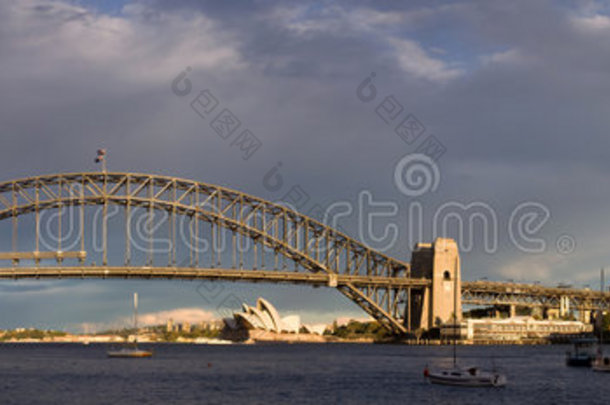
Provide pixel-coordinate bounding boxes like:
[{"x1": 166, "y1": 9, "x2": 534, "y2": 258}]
[{"x1": 0, "y1": 343, "x2": 608, "y2": 404}]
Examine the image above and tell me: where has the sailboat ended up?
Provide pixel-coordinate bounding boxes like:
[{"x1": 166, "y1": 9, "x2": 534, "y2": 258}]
[
  {"x1": 592, "y1": 268, "x2": 610, "y2": 372},
  {"x1": 107, "y1": 292, "x2": 153, "y2": 358},
  {"x1": 424, "y1": 260, "x2": 507, "y2": 387}
]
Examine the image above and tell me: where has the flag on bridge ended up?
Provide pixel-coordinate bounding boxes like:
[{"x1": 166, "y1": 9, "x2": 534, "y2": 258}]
[
  {"x1": 95, "y1": 149, "x2": 107, "y2": 172},
  {"x1": 95, "y1": 149, "x2": 106, "y2": 163}
]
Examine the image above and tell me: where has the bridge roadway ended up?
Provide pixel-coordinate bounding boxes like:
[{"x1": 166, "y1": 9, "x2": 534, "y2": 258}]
[
  {"x1": 0, "y1": 265, "x2": 608, "y2": 311},
  {"x1": 462, "y1": 280, "x2": 610, "y2": 311},
  {"x1": 0, "y1": 266, "x2": 430, "y2": 288}
]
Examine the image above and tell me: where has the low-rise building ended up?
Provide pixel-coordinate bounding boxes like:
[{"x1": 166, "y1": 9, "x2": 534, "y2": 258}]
[{"x1": 442, "y1": 316, "x2": 593, "y2": 342}]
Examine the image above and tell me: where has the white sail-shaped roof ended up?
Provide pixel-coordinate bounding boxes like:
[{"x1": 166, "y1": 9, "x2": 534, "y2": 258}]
[
  {"x1": 234, "y1": 312, "x2": 264, "y2": 330},
  {"x1": 280, "y1": 315, "x2": 301, "y2": 333},
  {"x1": 257, "y1": 298, "x2": 282, "y2": 332},
  {"x1": 232, "y1": 297, "x2": 298, "y2": 333},
  {"x1": 248, "y1": 305, "x2": 275, "y2": 331}
]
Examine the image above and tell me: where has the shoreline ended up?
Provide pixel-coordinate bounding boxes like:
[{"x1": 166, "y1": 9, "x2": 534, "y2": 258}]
[{"x1": 0, "y1": 339, "x2": 566, "y2": 345}]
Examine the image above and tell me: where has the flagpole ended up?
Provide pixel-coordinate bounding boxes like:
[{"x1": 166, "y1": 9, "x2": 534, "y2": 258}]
[{"x1": 95, "y1": 149, "x2": 107, "y2": 173}]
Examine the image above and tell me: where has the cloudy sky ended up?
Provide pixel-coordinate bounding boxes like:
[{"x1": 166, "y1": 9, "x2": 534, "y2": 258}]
[{"x1": 1, "y1": 0, "x2": 610, "y2": 331}]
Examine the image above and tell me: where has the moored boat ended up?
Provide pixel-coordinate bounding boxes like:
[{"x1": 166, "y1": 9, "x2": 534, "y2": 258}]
[
  {"x1": 107, "y1": 348, "x2": 153, "y2": 358},
  {"x1": 592, "y1": 355, "x2": 610, "y2": 372},
  {"x1": 107, "y1": 292, "x2": 153, "y2": 359},
  {"x1": 423, "y1": 256, "x2": 507, "y2": 388},
  {"x1": 424, "y1": 366, "x2": 506, "y2": 387},
  {"x1": 566, "y1": 338, "x2": 597, "y2": 367}
]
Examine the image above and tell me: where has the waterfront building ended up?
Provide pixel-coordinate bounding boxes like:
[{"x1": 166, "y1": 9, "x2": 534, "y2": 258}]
[{"x1": 441, "y1": 316, "x2": 593, "y2": 343}]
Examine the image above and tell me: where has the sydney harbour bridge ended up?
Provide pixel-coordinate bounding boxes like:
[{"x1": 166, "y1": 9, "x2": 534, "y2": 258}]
[{"x1": 0, "y1": 172, "x2": 608, "y2": 335}]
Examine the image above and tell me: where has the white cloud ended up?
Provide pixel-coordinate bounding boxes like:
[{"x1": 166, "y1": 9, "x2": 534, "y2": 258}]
[
  {"x1": 498, "y1": 258, "x2": 552, "y2": 281},
  {"x1": 0, "y1": 0, "x2": 244, "y2": 84},
  {"x1": 271, "y1": 5, "x2": 405, "y2": 36},
  {"x1": 497, "y1": 254, "x2": 571, "y2": 282},
  {"x1": 266, "y1": 5, "x2": 464, "y2": 83},
  {"x1": 571, "y1": 13, "x2": 610, "y2": 32},
  {"x1": 390, "y1": 38, "x2": 463, "y2": 82},
  {"x1": 343, "y1": 8, "x2": 406, "y2": 29},
  {"x1": 480, "y1": 48, "x2": 529, "y2": 66},
  {"x1": 135, "y1": 307, "x2": 215, "y2": 326}
]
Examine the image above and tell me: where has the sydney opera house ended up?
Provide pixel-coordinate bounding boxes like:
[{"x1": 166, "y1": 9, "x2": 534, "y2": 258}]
[{"x1": 224, "y1": 297, "x2": 326, "y2": 336}]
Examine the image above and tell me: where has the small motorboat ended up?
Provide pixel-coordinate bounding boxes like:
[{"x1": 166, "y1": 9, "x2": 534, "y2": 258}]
[
  {"x1": 424, "y1": 366, "x2": 507, "y2": 387},
  {"x1": 566, "y1": 338, "x2": 597, "y2": 367}
]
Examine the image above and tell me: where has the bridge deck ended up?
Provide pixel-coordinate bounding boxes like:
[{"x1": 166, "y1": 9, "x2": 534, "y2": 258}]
[
  {"x1": 462, "y1": 280, "x2": 610, "y2": 310},
  {"x1": 0, "y1": 266, "x2": 431, "y2": 288}
]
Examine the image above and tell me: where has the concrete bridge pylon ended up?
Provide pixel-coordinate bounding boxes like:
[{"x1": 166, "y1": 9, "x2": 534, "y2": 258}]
[{"x1": 408, "y1": 238, "x2": 461, "y2": 331}]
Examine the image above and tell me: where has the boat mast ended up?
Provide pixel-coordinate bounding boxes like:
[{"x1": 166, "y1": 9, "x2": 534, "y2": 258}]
[
  {"x1": 134, "y1": 292, "x2": 138, "y2": 345},
  {"x1": 601, "y1": 269, "x2": 605, "y2": 352},
  {"x1": 453, "y1": 257, "x2": 458, "y2": 367}
]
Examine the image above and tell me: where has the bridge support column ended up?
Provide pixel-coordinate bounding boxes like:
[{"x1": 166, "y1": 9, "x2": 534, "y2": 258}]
[
  {"x1": 409, "y1": 238, "x2": 461, "y2": 330},
  {"x1": 532, "y1": 307, "x2": 543, "y2": 319},
  {"x1": 545, "y1": 307, "x2": 560, "y2": 320},
  {"x1": 560, "y1": 296, "x2": 570, "y2": 318},
  {"x1": 580, "y1": 309, "x2": 591, "y2": 324}
]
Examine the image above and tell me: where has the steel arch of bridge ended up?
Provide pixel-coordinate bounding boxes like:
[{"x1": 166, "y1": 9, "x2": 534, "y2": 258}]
[{"x1": 0, "y1": 172, "x2": 425, "y2": 334}]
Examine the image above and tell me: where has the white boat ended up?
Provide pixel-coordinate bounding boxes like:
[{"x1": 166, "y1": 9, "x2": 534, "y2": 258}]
[
  {"x1": 424, "y1": 366, "x2": 507, "y2": 387},
  {"x1": 107, "y1": 292, "x2": 153, "y2": 358},
  {"x1": 592, "y1": 355, "x2": 610, "y2": 372},
  {"x1": 107, "y1": 348, "x2": 153, "y2": 358},
  {"x1": 423, "y1": 257, "x2": 507, "y2": 387}
]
